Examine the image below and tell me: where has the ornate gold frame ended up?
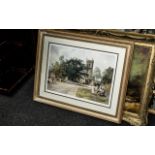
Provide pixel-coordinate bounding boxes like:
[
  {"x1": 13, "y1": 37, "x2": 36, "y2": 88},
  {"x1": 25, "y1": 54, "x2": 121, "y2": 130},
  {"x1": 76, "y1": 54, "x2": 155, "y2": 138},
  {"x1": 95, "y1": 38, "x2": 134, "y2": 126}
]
[
  {"x1": 123, "y1": 42, "x2": 155, "y2": 125},
  {"x1": 33, "y1": 29, "x2": 134, "y2": 124},
  {"x1": 97, "y1": 29, "x2": 155, "y2": 41}
]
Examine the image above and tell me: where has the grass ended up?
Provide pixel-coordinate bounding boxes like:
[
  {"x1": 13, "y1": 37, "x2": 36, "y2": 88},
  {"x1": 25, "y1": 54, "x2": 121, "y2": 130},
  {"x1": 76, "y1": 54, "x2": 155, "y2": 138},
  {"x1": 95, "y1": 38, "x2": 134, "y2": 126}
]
[
  {"x1": 76, "y1": 87, "x2": 108, "y2": 104},
  {"x1": 104, "y1": 84, "x2": 111, "y2": 94}
]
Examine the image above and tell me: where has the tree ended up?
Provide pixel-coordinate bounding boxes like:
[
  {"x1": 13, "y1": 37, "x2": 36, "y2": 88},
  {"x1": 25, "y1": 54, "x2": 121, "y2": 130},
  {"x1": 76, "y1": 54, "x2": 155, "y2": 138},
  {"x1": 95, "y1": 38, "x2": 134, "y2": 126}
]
[
  {"x1": 59, "y1": 56, "x2": 67, "y2": 80},
  {"x1": 51, "y1": 61, "x2": 61, "y2": 79},
  {"x1": 101, "y1": 67, "x2": 113, "y2": 84},
  {"x1": 50, "y1": 56, "x2": 67, "y2": 81},
  {"x1": 50, "y1": 56, "x2": 85, "y2": 82},
  {"x1": 65, "y1": 58, "x2": 85, "y2": 82}
]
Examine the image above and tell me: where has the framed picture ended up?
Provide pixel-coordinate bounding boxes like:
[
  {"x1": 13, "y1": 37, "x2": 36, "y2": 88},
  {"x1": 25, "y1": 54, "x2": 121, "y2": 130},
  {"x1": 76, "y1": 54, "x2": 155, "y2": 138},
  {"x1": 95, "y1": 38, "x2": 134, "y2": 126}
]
[
  {"x1": 33, "y1": 30, "x2": 134, "y2": 123},
  {"x1": 123, "y1": 42, "x2": 155, "y2": 125}
]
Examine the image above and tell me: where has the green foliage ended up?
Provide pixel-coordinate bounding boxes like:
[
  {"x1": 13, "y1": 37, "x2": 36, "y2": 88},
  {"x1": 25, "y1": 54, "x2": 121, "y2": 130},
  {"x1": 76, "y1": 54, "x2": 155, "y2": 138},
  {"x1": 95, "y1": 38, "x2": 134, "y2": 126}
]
[
  {"x1": 101, "y1": 67, "x2": 114, "y2": 84},
  {"x1": 51, "y1": 61, "x2": 61, "y2": 79},
  {"x1": 65, "y1": 58, "x2": 85, "y2": 82},
  {"x1": 76, "y1": 88, "x2": 108, "y2": 103},
  {"x1": 50, "y1": 56, "x2": 85, "y2": 82},
  {"x1": 59, "y1": 56, "x2": 67, "y2": 79}
]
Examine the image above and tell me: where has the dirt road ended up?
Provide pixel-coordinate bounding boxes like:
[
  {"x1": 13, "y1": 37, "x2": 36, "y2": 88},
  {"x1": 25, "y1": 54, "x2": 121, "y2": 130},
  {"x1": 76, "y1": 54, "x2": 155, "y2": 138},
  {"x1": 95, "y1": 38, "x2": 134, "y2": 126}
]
[{"x1": 47, "y1": 81, "x2": 88, "y2": 96}]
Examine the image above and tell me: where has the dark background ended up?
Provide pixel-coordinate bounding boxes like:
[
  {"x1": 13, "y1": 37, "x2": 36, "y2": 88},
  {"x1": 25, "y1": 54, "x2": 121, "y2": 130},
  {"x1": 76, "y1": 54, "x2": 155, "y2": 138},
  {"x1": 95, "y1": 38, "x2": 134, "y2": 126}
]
[{"x1": 0, "y1": 29, "x2": 37, "y2": 94}]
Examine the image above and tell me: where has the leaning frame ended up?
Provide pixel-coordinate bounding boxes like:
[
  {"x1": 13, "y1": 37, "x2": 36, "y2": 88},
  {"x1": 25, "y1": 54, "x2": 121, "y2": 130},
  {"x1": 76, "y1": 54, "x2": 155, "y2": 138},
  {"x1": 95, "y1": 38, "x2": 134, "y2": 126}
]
[
  {"x1": 33, "y1": 29, "x2": 134, "y2": 124},
  {"x1": 123, "y1": 42, "x2": 155, "y2": 125}
]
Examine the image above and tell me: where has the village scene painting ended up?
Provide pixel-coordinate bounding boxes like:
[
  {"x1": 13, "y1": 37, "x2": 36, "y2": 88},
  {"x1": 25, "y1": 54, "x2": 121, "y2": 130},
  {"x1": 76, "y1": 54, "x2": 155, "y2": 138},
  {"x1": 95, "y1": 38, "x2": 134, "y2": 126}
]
[{"x1": 47, "y1": 44, "x2": 117, "y2": 105}]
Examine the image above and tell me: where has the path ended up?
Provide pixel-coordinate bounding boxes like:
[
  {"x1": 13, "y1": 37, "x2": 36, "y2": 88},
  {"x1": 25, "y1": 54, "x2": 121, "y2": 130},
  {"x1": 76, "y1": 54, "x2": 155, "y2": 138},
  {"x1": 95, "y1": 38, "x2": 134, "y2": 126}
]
[{"x1": 47, "y1": 81, "x2": 89, "y2": 96}]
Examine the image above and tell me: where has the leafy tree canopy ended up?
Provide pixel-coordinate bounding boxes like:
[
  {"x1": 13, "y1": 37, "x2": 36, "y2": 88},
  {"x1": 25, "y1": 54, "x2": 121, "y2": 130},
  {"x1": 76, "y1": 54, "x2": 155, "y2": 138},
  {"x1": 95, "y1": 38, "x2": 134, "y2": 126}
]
[
  {"x1": 101, "y1": 67, "x2": 113, "y2": 84},
  {"x1": 50, "y1": 56, "x2": 85, "y2": 82},
  {"x1": 65, "y1": 58, "x2": 85, "y2": 82}
]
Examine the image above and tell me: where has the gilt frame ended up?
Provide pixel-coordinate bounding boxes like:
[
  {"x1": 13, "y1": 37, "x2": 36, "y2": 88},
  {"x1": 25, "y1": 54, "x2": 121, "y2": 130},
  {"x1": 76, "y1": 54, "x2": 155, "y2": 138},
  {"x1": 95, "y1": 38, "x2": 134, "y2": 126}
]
[
  {"x1": 123, "y1": 42, "x2": 155, "y2": 125},
  {"x1": 33, "y1": 29, "x2": 134, "y2": 124}
]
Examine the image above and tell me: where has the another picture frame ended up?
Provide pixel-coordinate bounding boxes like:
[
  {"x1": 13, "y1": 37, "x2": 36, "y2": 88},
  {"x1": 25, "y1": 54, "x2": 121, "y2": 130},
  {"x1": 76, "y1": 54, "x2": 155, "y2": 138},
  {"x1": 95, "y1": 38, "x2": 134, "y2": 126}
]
[
  {"x1": 33, "y1": 30, "x2": 134, "y2": 123},
  {"x1": 123, "y1": 42, "x2": 155, "y2": 125}
]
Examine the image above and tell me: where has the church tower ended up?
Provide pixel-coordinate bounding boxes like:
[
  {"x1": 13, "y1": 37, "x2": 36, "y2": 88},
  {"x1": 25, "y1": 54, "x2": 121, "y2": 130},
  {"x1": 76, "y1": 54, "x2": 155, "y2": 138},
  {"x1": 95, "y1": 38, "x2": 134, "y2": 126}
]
[{"x1": 86, "y1": 59, "x2": 94, "y2": 83}]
